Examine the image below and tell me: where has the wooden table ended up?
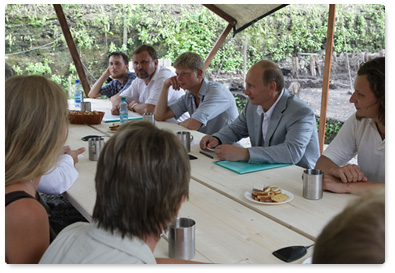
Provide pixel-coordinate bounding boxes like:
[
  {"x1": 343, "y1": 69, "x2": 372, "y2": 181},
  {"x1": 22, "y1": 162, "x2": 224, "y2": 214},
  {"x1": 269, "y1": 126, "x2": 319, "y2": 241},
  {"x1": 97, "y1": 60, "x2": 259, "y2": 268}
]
[
  {"x1": 64, "y1": 98, "x2": 356, "y2": 263},
  {"x1": 138, "y1": 121, "x2": 357, "y2": 241},
  {"x1": 65, "y1": 123, "x2": 314, "y2": 263}
]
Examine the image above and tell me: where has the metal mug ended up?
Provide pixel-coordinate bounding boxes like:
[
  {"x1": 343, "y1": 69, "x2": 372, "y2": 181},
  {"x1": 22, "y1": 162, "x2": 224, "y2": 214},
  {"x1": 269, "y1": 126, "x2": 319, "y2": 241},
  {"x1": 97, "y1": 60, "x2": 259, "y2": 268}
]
[
  {"x1": 176, "y1": 131, "x2": 194, "y2": 153},
  {"x1": 302, "y1": 169, "x2": 323, "y2": 200},
  {"x1": 143, "y1": 113, "x2": 155, "y2": 124},
  {"x1": 88, "y1": 137, "x2": 104, "y2": 161},
  {"x1": 162, "y1": 217, "x2": 196, "y2": 260},
  {"x1": 81, "y1": 102, "x2": 91, "y2": 111}
]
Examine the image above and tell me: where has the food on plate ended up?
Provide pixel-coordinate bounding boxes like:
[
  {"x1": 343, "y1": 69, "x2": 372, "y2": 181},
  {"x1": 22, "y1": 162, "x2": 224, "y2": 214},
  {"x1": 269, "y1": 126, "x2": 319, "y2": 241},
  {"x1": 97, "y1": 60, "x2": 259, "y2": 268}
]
[
  {"x1": 109, "y1": 124, "x2": 120, "y2": 131},
  {"x1": 251, "y1": 185, "x2": 290, "y2": 203},
  {"x1": 271, "y1": 193, "x2": 290, "y2": 203},
  {"x1": 68, "y1": 110, "x2": 105, "y2": 125},
  {"x1": 69, "y1": 110, "x2": 102, "y2": 115}
]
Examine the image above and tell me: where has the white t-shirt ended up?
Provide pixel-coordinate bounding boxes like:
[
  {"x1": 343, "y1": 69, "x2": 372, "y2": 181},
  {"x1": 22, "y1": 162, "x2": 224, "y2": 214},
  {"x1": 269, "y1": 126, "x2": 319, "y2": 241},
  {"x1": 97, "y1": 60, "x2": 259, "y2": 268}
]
[
  {"x1": 120, "y1": 65, "x2": 188, "y2": 122},
  {"x1": 322, "y1": 113, "x2": 385, "y2": 182},
  {"x1": 38, "y1": 154, "x2": 78, "y2": 194},
  {"x1": 120, "y1": 65, "x2": 182, "y2": 106},
  {"x1": 39, "y1": 222, "x2": 157, "y2": 264}
]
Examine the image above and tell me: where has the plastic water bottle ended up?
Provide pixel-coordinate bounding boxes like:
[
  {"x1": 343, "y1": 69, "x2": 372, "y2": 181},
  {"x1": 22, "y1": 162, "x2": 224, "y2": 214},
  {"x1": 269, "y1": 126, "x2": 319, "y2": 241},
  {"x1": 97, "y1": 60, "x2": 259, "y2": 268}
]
[
  {"x1": 74, "y1": 80, "x2": 82, "y2": 108},
  {"x1": 120, "y1": 97, "x2": 128, "y2": 124}
]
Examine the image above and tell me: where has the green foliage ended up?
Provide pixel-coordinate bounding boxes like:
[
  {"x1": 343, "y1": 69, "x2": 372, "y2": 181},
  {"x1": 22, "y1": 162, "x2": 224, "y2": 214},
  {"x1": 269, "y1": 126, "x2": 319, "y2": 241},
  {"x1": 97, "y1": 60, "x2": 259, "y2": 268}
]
[
  {"x1": 316, "y1": 116, "x2": 344, "y2": 143},
  {"x1": 12, "y1": 65, "x2": 23, "y2": 75},
  {"x1": 234, "y1": 94, "x2": 248, "y2": 114},
  {"x1": 25, "y1": 58, "x2": 53, "y2": 75},
  {"x1": 5, "y1": 4, "x2": 385, "y2": 81}
]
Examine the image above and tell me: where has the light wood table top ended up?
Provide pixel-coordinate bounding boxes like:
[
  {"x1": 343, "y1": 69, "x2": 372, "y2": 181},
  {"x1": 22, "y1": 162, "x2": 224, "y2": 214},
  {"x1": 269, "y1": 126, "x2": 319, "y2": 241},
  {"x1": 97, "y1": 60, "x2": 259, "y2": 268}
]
[
  {"x1": 64, "y1": 122, "x2": 314, "y2": 263},
  {"x1": 150, "y1": 122, "x2": 358, "y2": 241},
  {"x1": 64, "y1": 98, "x2": 356, "y2": 263}
]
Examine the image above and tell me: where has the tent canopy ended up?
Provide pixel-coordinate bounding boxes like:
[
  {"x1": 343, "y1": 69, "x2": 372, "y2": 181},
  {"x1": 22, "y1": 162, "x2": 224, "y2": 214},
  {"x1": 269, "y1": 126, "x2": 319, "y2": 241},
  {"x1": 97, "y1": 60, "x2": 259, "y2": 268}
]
[{"x1": 203, "y1": 4, "x2": 288, "y2": 35}]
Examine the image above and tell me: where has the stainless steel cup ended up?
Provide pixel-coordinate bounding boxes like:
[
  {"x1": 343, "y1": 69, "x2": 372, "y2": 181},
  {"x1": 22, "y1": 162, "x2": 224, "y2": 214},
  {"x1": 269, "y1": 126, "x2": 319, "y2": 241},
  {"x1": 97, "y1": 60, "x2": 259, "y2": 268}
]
[
  {"x1": 302, "y1": 169, "x2": 323, "y2": 200},
  {"x1": 88, "y1": 137, "x2": 104, "y2": 161},
  {"x1": 167, "y1": 217, "x2": 196, "y2": 260},
  {"x1": 176, "y1": 131, "x2": 194, "y2": 153},
  {"x1": 143, "y1": 113, "x2": 155, "y2": 124},
  {"x1": 81, "y1": 102, "x2": 91, "y2": 111}
]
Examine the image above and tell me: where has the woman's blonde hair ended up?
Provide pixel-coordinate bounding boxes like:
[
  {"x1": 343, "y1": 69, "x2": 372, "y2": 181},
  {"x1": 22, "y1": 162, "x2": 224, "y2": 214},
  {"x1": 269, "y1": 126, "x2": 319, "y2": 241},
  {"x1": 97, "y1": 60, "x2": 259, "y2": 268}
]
[{"x1": 5, "y1": 75, "x2": 69, "y2": 186}]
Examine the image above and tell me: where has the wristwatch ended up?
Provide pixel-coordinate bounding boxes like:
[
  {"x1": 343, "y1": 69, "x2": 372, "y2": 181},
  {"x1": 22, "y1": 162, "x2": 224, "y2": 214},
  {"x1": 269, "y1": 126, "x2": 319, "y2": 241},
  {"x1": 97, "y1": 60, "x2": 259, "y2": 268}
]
[{"x1": 130, "y1": 103, "x2": 138, "y2": 112}]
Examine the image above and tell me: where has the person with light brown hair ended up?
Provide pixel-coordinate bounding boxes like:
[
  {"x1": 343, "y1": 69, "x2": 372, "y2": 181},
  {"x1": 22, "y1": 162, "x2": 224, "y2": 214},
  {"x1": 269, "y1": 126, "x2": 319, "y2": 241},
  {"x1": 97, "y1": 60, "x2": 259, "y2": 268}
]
[
  {"x1": 5, "y1": 75, "x2": 69, "y2": 263},
  {"x1": 40, "y1": 121, "x2": 193, "y2": 264},
  {"x1": 313, "y1": 189, "x2": 385, "y2": 264},
  {"x1": 315, "y1": 57, "x2": 385, "y2": 194},
  {"x1": 155, "y1": 52, "x2": 238, "y2": 134}
]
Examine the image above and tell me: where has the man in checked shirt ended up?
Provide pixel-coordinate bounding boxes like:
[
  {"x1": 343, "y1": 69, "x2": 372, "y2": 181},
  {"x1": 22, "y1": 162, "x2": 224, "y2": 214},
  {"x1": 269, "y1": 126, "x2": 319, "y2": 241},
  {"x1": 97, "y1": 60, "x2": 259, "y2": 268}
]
[{"x1": 88, "y1": 51, "x2": 136, "y2": 99}]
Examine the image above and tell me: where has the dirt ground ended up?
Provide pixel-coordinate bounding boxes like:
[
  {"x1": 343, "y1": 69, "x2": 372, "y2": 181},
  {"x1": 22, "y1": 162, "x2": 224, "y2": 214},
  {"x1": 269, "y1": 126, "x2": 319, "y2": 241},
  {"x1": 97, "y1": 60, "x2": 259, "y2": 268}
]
[{"x1": 299, "y1": 87, "x2": 356, "y2": 123}]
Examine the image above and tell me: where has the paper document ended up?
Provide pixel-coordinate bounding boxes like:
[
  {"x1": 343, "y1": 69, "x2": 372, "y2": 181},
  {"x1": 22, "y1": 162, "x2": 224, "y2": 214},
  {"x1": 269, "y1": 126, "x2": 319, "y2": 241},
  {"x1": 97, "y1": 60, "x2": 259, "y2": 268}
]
[
  {"x1": 103, "y1": 113, "x2": 143, "y2": 123},
  {"x1": 214, "y1": 161, "x2": 292, "y2": 174}
]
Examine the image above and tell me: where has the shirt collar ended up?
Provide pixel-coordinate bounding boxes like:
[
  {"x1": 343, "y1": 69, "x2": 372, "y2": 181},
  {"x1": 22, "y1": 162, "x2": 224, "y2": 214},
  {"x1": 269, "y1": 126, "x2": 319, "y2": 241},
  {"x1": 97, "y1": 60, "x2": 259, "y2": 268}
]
[
  {"x1": 89, "y1": 222, "x2": 156, "y2": 264},
  {"x1": 187, "y1": 78, "x2": 208, "y2": 99},
  {"x1": 147, "y1": 65, "x2": 162, "y2": 86},
  {"x1": 256, "y1": 88, "x2": 285, "y2": 117}
]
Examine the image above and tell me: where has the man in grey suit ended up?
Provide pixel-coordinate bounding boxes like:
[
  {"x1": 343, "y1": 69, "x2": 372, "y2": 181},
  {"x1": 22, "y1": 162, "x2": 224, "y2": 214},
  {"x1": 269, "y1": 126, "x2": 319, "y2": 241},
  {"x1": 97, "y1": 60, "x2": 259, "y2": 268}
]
[{"x1": 200, "y1": 60, "x2": 320, "y2": 169}]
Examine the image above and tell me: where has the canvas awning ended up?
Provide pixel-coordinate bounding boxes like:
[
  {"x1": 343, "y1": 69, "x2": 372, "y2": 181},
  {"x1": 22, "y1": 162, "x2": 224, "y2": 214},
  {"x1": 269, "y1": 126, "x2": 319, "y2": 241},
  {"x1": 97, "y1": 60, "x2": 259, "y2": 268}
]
[{"x1": 204, "y1": 4, "x2": 288, "y2": 35}]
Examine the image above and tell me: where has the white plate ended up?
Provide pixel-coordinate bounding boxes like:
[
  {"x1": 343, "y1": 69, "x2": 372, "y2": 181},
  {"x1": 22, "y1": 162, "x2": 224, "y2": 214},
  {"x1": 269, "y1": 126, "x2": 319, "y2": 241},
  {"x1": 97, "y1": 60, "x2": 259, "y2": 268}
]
[
  {"x1": 244, "y1": 189, "x2": 294, "y2": 205},
  {"x1": 302, "y1": 257, "x2": 312, "y2": 264}
]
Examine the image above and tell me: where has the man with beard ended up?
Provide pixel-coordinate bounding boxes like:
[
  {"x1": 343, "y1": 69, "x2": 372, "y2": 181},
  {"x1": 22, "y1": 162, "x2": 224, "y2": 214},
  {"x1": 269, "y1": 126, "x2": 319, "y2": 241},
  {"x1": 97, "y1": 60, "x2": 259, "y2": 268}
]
[
  {"x1": 88, "y1": 51, "x2": 136, "y2": 98},
  {"x1": 112, "y1": 45, "x2": 188, "y2": 122},
  {"x1": 315, "y1": 57, "x2": 385, "y2": 194}
]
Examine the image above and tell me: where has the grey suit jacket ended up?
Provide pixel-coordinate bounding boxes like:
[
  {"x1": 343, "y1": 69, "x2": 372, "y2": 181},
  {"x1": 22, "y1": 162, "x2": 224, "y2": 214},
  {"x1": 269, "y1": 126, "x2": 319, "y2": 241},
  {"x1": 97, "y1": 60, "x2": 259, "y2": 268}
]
[{"x1": 212, "y1": 89, "x2": 320, "y2": 169}]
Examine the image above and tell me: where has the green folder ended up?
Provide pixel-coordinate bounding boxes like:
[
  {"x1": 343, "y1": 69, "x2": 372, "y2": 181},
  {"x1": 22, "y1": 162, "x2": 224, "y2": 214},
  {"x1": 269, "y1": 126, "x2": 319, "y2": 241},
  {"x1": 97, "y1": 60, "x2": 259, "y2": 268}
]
[{"x1": 214, "y1": 160, "x2": 292, "y2": 174}]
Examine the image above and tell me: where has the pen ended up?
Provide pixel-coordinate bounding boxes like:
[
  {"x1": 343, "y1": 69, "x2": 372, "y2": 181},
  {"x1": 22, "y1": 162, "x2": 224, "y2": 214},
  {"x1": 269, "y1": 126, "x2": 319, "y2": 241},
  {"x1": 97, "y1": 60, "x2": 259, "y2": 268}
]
[{"x1": 199, "y1": 150, "x2": 214, "y2": 159}]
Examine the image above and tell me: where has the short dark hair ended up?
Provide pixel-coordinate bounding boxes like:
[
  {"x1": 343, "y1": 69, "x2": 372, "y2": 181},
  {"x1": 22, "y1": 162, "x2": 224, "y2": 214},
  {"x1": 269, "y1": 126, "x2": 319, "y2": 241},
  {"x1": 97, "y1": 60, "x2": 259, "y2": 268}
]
[
  {"x1": 357, "y1": 57, "x2": 385, "y2": 125},
  {"x1": 133, "y1": 44, "x2": 158, "y2": 61},
  {"x1": 92, "y1": 121, "x2": 190, "y2": 240},
  {"x1": 258, "y1": 60, "x2": 284, "y2": 92},
  {"x1": 108, "y1": 51, "x2": 129, "y2": 65}
]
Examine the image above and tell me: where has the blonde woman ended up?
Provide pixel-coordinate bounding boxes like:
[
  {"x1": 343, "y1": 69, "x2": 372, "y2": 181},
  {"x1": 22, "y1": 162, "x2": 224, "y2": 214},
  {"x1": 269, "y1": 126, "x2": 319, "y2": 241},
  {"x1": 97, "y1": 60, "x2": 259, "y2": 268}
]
[{"x1": 5, "y1": 75, "x2": 69, "y2": 263}]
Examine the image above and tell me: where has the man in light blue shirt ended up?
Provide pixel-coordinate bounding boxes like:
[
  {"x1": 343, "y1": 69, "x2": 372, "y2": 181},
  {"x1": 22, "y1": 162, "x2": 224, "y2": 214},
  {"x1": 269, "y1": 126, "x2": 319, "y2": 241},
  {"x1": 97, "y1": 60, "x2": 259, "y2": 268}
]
[{"x1": 155, "y1": 52, "x2": 239, "y2": 135}]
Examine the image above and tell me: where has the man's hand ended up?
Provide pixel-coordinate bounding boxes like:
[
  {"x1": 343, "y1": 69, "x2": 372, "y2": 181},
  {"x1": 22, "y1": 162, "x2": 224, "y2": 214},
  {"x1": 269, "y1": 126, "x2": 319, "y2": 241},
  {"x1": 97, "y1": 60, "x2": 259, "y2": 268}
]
[
  {"x1": 63, "y1": 146, "x2": 86, "y2": 165},
  {"x1": 322, "y1": 174, "x2": 352, "y2": 194},
  {"x1": 111, "y1": 105, "x2": 120, "y2": 115},
  {"x1": 200, "y1": 135, "x2": 219, "y2": 150},
  {"x1": 110, "y1": 94, "x2": 122, "y2": 115},
  {"x1": 329, "y1": 164, "x2": 368, "y2": 183},
  {"x1": 214, "y1": 144, "x2": 250, "y2": 161},
  {"x1": 178, "y1": 118, "x2": 202, "y2": 131},
  {"x1": 165, "y1": 76, "x2": 181, "y2": 90}
]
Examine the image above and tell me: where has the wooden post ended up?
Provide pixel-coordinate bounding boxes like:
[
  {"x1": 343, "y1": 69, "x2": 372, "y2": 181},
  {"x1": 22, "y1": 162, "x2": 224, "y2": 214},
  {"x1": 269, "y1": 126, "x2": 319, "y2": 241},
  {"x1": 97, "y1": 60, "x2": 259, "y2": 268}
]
[
  {"x1": 318, "y1": 4, "x2": 336, "y2": 153},
  {"x1": 310, "y1": 55, "x2": 316, "y2": 77},
  {"x1": 317, "y1": 59, "x2": 322, "y2": 76},
  {"x1": 204, "y1": 23, "x2": 234, "y2": 70},
  {"x1": 53, "y1": 4, "x2": 90, "y2": 97},
  {"x1": 292, "y1": 57, "x2": 299, "y2": 78},
  {"x1": 243, "y1": 37, "x2": 247, "y2": 88},
  {"x1": 123, "y1": 12, "x2": 128, "y2": 50}
]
